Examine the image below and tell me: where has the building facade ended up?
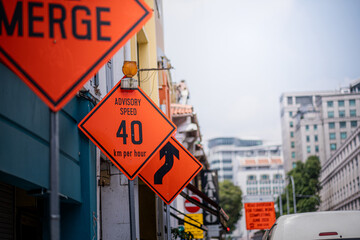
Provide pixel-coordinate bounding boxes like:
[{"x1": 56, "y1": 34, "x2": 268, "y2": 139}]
[
  {"x1": 280, "y1": 83, "x2": 360, "y2": 173},
  {"x1": 320, "y1": 126, "x2": 360, "y2": 211}
]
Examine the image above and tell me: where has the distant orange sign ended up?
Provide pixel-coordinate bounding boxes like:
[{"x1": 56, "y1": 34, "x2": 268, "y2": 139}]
[
  {"x1": 244, "y1": 202, "x2": 276, "y2": 230},
  {"x1": 0, "y1": 0, "x2": 152, "y2": 111},
  {"x1": 78, "y1": 82, "x2": 176, "y2": 180},
  {"x1": 139, "y1": 137, "x2": 203, "y2": 205}
]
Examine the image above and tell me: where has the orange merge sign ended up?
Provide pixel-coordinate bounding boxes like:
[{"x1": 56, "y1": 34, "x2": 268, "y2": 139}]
[
  {"x1": 139, "y1": 136, "x2": 203, "y2": 205},
  {"x1": 78, "y1": 81, "x2": 176, "y2": 180},
  {"x1": 244, "y1": 202, "x2": 276, "y2": 230},
  {"x1": 0, "y1": 0, "x2": 152, "y2": 111}
]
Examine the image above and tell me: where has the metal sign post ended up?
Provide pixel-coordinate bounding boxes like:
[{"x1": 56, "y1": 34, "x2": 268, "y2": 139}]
[
  {"x1": 50, "y1": 110, "x2": 60, "y2": 240},
  {"x1": 128, "y1": 179, "x2": 136, "y2": 240},
  {"x1": 166, "y1": 204, "x2": 171, "y2": 240}
]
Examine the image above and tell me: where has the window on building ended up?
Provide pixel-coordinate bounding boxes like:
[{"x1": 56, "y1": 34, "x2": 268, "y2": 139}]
[
  {"x1": 290, "y1": 121, "x2": 293, "y2": 127},
  {"x1": 328, "y1": 111, "x2": 334, "y2": 118},
  {"x1": 330, "y1": 143, "x2": 337, "y2": 151},
  {"x1": 287, "y1": 96, "x2": 293, "y2": 105},
  {"x1": 350, "y1": 109, "x2": 356, "y2": 117},
  {"x1": 327, "y1": 101, "x2": 334, "y2": 107},
  {"x1": 307, "y1": 146, "x2": 311, "y2": 153},
  {"x1": 351, "y1": 121, "x2": 357, "y2": 128},
  {"x1": 223, "y1": 159, "x2": 232, "y2": 164},
  {"x1": 290, "y1": 131, "x2": 294, "y2": 138},
  {"x1": 315, "y1": 145, "x2": 319, "y2": 153},
  {"x1": 291, "y1": 142, "x2": 295, "y2": 148},
  {"x1": 341, "y1": 132, "x2": 347, "y2": 140},
  {"x1": 291, "y1": 152, "x2": 295, "y2": 159},
  {"x1": 292, "y1": 162, "x2": 297, "y2": 168},
  {"x1": 289, "y1": 111, "x2": 293, "y2": 117},
  {"x1": 329, "y1": 122, "x2": 335, "y2": 129},
  {"x1": 315, "y1": 135, "x2": 318, "y2": 142},
  {"x1": 340, "y1": 121, "x2": 346, "y2": 128},
  {"x1": 247, "y1": 175, "x2": 256, "y2": 181},
  {"x1": 306, "y1": 136, "x2": 310, "y2": 142},
  {"x1": 261, "y1": 174, "x2": 269, "y2": 180},
  {"x1": 338, "y1": 100, "x2": 345, "y2": 107},
  {"x1": 306, "y1": 125, "x2": 309, "y2": 131},
  {"x1": 349, "y1": 99, "x2": 356, "y2": 106},
  {"x1": 329, "y1": 133, "x2": 336, "y2": 140},
  {"x1": 314, "y1": 124, "x2": 317, "y2": 130},
  {"x1": 339, "y1": 110, "x2": 345, "y2": 117}
]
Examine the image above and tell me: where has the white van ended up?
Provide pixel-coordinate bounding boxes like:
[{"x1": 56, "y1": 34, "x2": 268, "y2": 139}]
[{"x1": 263, "y1": 211, "x2": 360, "y2": 240}]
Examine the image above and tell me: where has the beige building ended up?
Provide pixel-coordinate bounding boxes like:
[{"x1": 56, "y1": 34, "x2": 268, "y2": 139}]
[{"x1": 320, "y1": 125, "x2": 360, "y2": 211}]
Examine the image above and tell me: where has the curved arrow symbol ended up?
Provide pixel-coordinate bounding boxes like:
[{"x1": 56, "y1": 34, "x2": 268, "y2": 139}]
[{"x1": 154, "y1": 142, "x2": 179, "y2": 184}]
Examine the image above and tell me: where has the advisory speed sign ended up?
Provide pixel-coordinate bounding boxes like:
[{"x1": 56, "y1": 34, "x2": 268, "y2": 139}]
[{"x1": 78, "y1": 81, "x2": 176, "y2": 180}]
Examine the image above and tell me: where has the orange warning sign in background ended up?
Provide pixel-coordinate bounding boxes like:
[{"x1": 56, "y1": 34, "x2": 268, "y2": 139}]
[
  {"x1": 0, "y1": 0, "x2": 152, "y2": 111},
  {"x1": 244, "y1": 202, "x2": 276, "y2": 230}
]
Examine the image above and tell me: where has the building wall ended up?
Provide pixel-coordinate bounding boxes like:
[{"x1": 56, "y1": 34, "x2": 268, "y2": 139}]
[{"x1": 320, "y1": 126, "x2": 360, "y2": 211}]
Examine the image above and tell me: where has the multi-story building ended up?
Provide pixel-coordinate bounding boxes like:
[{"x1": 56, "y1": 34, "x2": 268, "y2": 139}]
[
  {"x1": 280, "y1": 82, "x2": 360, "y2": 172},
  {"x1": 320, "y1": 125, "x2": 360, "y2": 211},
  {"x1": 208, "y1": 137, "x2": 285, "y2": 239}
]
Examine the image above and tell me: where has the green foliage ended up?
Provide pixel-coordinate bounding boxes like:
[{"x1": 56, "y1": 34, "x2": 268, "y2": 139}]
[
  {"x1": 219, "y1": 180, "x2": 243, "y2": 232},
  {"x1": 278, "y1": 156, "x2": 321, "y2": 214},
  {"x1": 171, "y1": 227, "x2": 194, "y2": 240}
]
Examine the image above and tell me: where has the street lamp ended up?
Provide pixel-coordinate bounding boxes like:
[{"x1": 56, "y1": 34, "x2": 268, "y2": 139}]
[{"x1": 285, "y1": 175, "x2": 297, "y2": 214}]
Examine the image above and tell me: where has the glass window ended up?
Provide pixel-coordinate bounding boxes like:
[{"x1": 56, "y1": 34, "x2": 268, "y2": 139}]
[
  {"x1": 287, "y1": 96, "x2": 293, "y2": 105},
  {"x1": 315, "y1": 135, "x2": 318, "y2": 142},
  {"x1": 306, "y1": 136, "x2": 310, "y2": 142},
  {"x1": 261, "y1": 174, "x2": 269, "y2": 180},
  {"x1": 329, "y1": 122, "x2": 335, "y2": 129},
  {"x1": 289, "y1": 111, "x2": 293, "y2": 117},
  {"x1": 341, "y1": 132, "x2": 347, "y2": 139},
  {"x1": 338, "y1": 100, "x2": 345, "y2": 107},
  {"x1": 305, "y1": 125, "x2": 309, "y2": 131},
  {"x1": 290, "y1": 131, "x2": 294, "y2": 138},
  {"x1": 340, "y1": 121, "x2": 346, "y2": 128},
  {"x1": 330, "y1": 143, "x2": 337, "y2": 151},
  {"x1": 351, "y1": 121, "x2": 357, "y2": 128},
  {"x1": 349, "y1": 99, "x2": 356, "y2": 106},
  {"x1": 291, "y1": 152, "x2": 295, "y2": 158},
  {"x1": 290, "y1": 121, "x2": 293, "y2": 127},
  {"x1": 314, "y1": 124, "x2": 317, "y2": 130},
  {"x1": 307, "y1": 146, "x2": 311, "y2": 153},
  {"x1": 292, "y1": 162, "x2": 297, "y2": 168},
  {"x1": 328, "y1": 111, "x2": 334, "y2": 118},
  {"x1": 291, "y1": 142, "x2": 295, "y2": 148},
  {"x1": 248, "y1": 175, "x2": 256, "y2": 181},
  {"x1": 350, "y1": 109, "x2": 356, "y2": 117},
  {"x1": 327, "y1": 101, "x2": 334, "y2": 107},
  {"x1": 315, "y1": 145, "x2": 319, "y2": 153},
  {"x1": 339, "y1": 110, "x2": 345, "y2": 117},
  {"x1": 329, "y1": 133, "x2": 336, "y2": 140}
]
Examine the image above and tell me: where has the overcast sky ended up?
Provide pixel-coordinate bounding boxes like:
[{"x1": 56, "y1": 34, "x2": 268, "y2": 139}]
[{"x1": 163, "y1": 0, "x2": 360, "y2": 144}]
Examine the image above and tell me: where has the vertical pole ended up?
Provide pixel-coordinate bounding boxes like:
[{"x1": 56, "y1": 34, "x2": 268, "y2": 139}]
[
  {"x1": 290, "y1": 176, "x2": 297, "y2": 213},
  {"x1": 166, "y1": 204, "x2": 171, "y2": 240},
  {"x1": 50, "y1": 110, "x2": 60, "y2": 240},
  {"x1": 286, "y1": 187, "x2": 290, "y2": 214},
  {"x1": 128, "y1": 179, "x2": 136, "y2": 240},
  {"x1": 279, "y1": 193, "x2": 283, "y2": 216}
]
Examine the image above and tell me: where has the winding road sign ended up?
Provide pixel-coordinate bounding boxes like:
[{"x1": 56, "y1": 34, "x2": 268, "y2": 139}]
[
  {"x1": 139, "y1": 136, "x2": 203, "y2": 204},
  {"x1": 78, "y1": 81, "x2": 176, "y2": 180},
  {"x1": 0, "y1": 0, "x2": 152, "y2": 111}
]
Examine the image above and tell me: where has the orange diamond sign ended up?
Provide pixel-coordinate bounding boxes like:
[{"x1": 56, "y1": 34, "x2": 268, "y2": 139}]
[
  {"x1": 139, "y1": 136, "x2": 203, "y2": 205},
  {"x1": 78, "y1": 81, "x2": 176, "y2": 180},
  {"x1": 0, "y1": 0, "x2": 152, "y2": 111}
]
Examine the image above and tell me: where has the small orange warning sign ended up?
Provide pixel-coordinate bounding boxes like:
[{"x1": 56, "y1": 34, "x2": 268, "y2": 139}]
[
  {"x1": 139, "y1": 136, "x2": 203, "y2": 205},
  {"x1": 244, "y1": 202, "x2": 276, "y2": 230},
  {"x1": 78, "y1": 82, "x2": 176, "y2": 180}
]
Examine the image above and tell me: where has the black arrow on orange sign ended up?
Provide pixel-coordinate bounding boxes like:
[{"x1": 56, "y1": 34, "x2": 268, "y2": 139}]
[{"x1": 154, "y1": 142, "x2": 179, "y2": 184}]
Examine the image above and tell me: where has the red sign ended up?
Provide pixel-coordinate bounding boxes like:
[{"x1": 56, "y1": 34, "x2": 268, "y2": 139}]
[
  {"x1": 185, "y1": 196, "x2": 201, "y2": 213},
  {"x1": 244, "y1": 202, "x2": 276, "y2": 230},
  {"x1": 139, "y1": 136, "x2": 203, "y2": 205},
  {"x1": 78, "y1": 81, "x2": 176, "y2": 180},
  {"x1": 0, "y1": 0, "x2": 152, "y2": 111}
]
